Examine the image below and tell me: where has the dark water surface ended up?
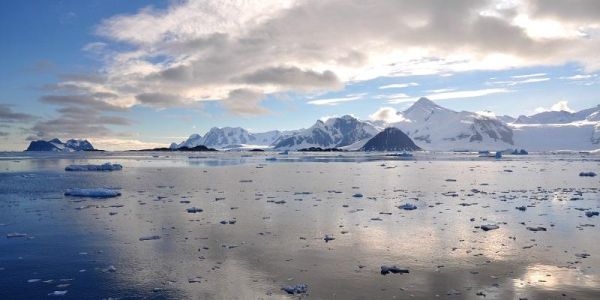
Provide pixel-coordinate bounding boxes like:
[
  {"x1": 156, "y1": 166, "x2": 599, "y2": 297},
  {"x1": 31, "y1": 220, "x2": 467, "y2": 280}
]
[{"x1": 0, "y1": 152, "x2": 599, "y2": 299}]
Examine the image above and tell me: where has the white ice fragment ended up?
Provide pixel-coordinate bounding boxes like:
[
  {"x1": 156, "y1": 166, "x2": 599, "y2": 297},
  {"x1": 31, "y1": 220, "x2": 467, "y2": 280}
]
[
  {"x1": 48, "y1": 290, "x2": 68, "y2": 296},
  {"x1": 281, "y1": 284, "x2": 307, "y2": 294}
]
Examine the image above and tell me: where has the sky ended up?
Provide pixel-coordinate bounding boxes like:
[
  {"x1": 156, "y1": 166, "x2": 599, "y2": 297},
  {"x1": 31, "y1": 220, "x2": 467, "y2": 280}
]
[{"x1": 1, "y1": 0, "x2": 599, "y2": 151}]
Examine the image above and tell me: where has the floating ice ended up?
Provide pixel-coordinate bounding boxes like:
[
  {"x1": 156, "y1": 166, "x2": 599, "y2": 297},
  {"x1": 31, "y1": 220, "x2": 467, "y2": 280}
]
[
  {"x1": 139, "y1": 235, "x2": 161, "y2": 241},
  {"x1": 380, "y1": 265, "x2": 410, "y2": 275},
  {"x1": 398, "y1": 203, "x2": 417, "y2": 210},
  {"x1": 526, "y1": 226, "x2": 547, "y2": 232},
  {"x1": 6, "y1": 232, "x2": 28, "y2": 238},
  {"x1": 64, "y1": 188, "x2": 121, "y2": 198},
  {"x1": 324, "y1": 234, "x2": 335, "y2": 242},
  {"x1": 186, "y1": 207, "x2": 203, "y2": 213},
  {"x1": 48, "y1": 291, "x2": 68, "y2": 296},
  {"x1": 480, "y1": 224, "x2": 499, "y2": 231},
  {"x1": 281, "y1": 284, "x2": 307, "y2": 295},
  {"x1": 585, "y1": 211, "x2": 599, "y2": 217},
  {"x1": 65, "y1": 163, "x2": 123, "y2": 172}
]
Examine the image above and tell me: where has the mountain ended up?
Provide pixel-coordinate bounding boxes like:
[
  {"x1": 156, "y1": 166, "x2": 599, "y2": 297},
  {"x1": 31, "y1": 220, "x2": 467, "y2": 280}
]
[
  {"x1": 514, "y1": 105, "x2": 600, "y2": 124},
  {"x1": 273, "y1": 115, "x2": 379, "y2": 150},
  {"x1": 167, "y1": 99, "x2": 600, "y2": 152},
  {"x1": 172, "y1": 128, "x2": 284, "y2": 149},
  {"x1": 361, "y1": 128, "x2": 421, "y2": 151},
  {"x1": 388, "y1": 98, "x2": 514, "y2": 151},
  {"x1": 26, "y1": 139, "x2": 96, "y2": 152}
]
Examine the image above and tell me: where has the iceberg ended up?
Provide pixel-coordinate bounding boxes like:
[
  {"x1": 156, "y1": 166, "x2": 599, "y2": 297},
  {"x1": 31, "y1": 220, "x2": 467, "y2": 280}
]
[{"x1": 64, "y1": 188, "x2": 121, "y2": 198}]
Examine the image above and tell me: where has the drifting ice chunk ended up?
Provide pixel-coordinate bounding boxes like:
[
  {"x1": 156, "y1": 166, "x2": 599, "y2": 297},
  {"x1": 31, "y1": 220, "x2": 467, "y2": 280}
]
[
  {"x1": 6, "y1": 232, "x2": 28, "y2": 238},
  {"x1": 186, "y1": 207, "x2": 203, "y2": 213},
  {"x1": 139, "y1": 235, "x2": 161, "y2": 241},
  {"x1": 579, "y1": 172, "x2": 597, "y2": 177},
  {"x1": 398, "y1": 203, "x2": 417, "y2": 210},
  {"x1": 585, "y1": 211, "x2": 599, "y2": 217},
  {"x1": 65, "y1": 163, "x2": 123, "y2": 171},
  {"x1": 48, "y1": 291, "x2": 68, "y2": 296},
  {"x1": 380, "y1": 265, "x2": 410, "y2": 275},
  {"x1": 324, "y1": 234, "x2": 335, "y2": 242},
  {"x1": 480, "y1": 224, "x2": 499, "y2": 231},
  {"x1": 526, "y1": 226, "x2": 547, "y2": 232},
  {"x1": 65, "y1": 188, "x2": 121, "y2": 198},
  {"x1": 281, "y1": 284, "x2": 307, "y2": 295}
]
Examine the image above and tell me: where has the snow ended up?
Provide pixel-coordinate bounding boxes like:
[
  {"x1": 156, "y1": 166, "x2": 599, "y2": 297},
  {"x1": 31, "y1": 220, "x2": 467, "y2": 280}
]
[
  {"x1": 64, "y1": 188, "x2": 121, "y2": 198},
  {"x1": 65, "y1": 163, "x2": 123, "y2": 171}
]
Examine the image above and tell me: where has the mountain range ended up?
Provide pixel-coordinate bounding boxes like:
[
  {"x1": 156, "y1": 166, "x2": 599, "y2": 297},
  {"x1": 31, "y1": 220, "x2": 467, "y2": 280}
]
[{"x1": 169, "y1": 97, "x2": 600, "y2": 151}]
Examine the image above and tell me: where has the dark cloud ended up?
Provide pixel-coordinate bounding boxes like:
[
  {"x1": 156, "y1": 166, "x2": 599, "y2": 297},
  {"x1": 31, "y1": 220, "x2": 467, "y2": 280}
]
[
  {"x1": 237, "y1": 66, "x2": 342, "y2": 90},
  {"x1": 221, "y1": 89, "x2": 269, "y2": 116},
  {"x1": 0, "y1": 104, "x2": 35, "y2": 123},
  {"x1": 40, "y1": 94, "x2": 125, "y2": 111},
  {"x1": 529, "y1": 0, "x2": 600, "y2": 23},
  {"x1": 59, "y1": 73, "x2": 108, "y2": 84},
  {"x1": 135, "y1": 92, "x2": 188, "y2": 107}
]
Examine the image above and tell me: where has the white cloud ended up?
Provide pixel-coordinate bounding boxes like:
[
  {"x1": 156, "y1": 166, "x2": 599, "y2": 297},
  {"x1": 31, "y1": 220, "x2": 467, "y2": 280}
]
[
  {"x1": 41, "y1": 0, "x2": 600, "y2": 117},
  {"x1": 378, "y1": 82, "x2": 419, "y2": 89},
  {"x1": 307, "y1": 95, "x2": 363, "y2": 106},
  {"x1": 560, "y1": 74, "x2": 597, "y2": 80},
  {"x1": 511, "y1": 73, "x2": 546, "y2": 79},
  {"x1": 387, "y1": 88, "x2": 509, "y2": 104},
  {"x1": 534, "y1": 100, "x2": 574, "y2": 113},
  {"x1": 369, "y1": 107, "x2": 408, "y2": 123}
]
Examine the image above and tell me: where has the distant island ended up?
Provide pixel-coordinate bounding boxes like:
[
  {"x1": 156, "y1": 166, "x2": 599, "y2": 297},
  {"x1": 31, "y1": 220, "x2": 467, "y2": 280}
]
[
  {"x1": 25, "y1": 139, "x2": 101, "y2": 152},
  {"x1": 133, "y1": 145, "x2": 218, "y2": 152}
]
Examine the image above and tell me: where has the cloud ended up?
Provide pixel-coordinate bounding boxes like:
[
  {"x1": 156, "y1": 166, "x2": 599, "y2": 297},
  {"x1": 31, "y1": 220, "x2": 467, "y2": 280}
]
[
  {"x1": 379, "y1": 82, "x2": 419, "y2": 89},
  {"x1": 534, "y1": 100, "x2": 574, "y2": 113},
  {"x1": 0, "y1": 104, "x2": 35, "y2": 123},
  {"x1": 307, "y1": 95, "x2": 363, "y2": 106},
  {"x1": 55, "y1": 0, "x2": 600, "y2": 113},
  {"x1": 487, "y1": 77, "x2": 550, "y2": 86},
  {"x1": 387, "y1": 88, "x2": 509, "y2": 104},
  {"x1": 135, "y1": 92, "x2": 188, "y2": 107},
  {"x1": 221, "y1": 89, "x2": 269, "y2": 116},
  {"x1": 511, "y1": 72, "x2": 546, "y2": 79},
  {"x1": 237, "y1": 66, "x2": 342, "y2": 90},
  {"x1": 560, "y1": 74, "x2": 597, "y2": 80},
  {"x1": 369, "y1": 107, "x2": 408, "y2": 123}
]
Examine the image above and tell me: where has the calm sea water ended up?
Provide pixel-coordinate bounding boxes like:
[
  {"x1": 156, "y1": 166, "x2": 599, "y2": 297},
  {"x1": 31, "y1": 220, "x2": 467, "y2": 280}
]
[{"x1": 0, "y1": 151, "x2": 599, "y2": 299}]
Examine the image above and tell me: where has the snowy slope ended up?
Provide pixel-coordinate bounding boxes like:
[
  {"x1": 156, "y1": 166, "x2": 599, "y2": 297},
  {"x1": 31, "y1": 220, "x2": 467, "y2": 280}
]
[
  {"x1": 172, "y1": 128, "x2": 283, "y2": 149},
  {"x1": 388, "y1": 98, "x2": 514, "y2": 151},
  {"x1": 273, "y1": 115, "x2": 379, "y2": 150}
]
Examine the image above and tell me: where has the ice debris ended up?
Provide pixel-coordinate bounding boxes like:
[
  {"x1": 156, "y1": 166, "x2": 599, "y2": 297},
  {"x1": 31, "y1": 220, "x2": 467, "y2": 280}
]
[
  {"x1": 65, "y1": 163, "x2": 122, "y2": 171},
  {"x1": 380, "y1": 265, "x2": 410, "y2": 275},
  {"x1": 281, "y1": 284, "x2": 307, "y2": 295},
  {"x1": 64, "y1": 188, "x2": 121, "y2": 198}
]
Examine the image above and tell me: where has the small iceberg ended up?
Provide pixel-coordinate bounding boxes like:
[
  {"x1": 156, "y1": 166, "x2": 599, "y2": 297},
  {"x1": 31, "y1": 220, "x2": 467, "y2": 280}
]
[
  {"x1": 64, "y1": 188, "x2": 121, "y2": 198},
  {"x1": 281, "y1": 284, "x2": 307, "y2": 295},
  {"x1": 65, "y1": 163, "x2": 123, "y2": 171}
]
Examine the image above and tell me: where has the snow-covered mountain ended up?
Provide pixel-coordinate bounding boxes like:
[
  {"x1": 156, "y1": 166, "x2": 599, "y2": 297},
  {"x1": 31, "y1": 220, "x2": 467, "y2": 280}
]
[
  {"x1": 273, "y1": 115, "x2": 379, "y2": 150},
  {"x1": 514, "y1": 105, "x2": 600, "y2": 124},
  {"x1": 385, "y1": 98, "x2": 514, "y2": 151},
  {"x1": 168, "y1": 99, "x2": 600, "y2": 152},
  {"x1": 26, "y1": 138, "x2": 95, "y2": 152},
  {"x1": 171, "y1": 127, "x2": 284, "y2": 149}
]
